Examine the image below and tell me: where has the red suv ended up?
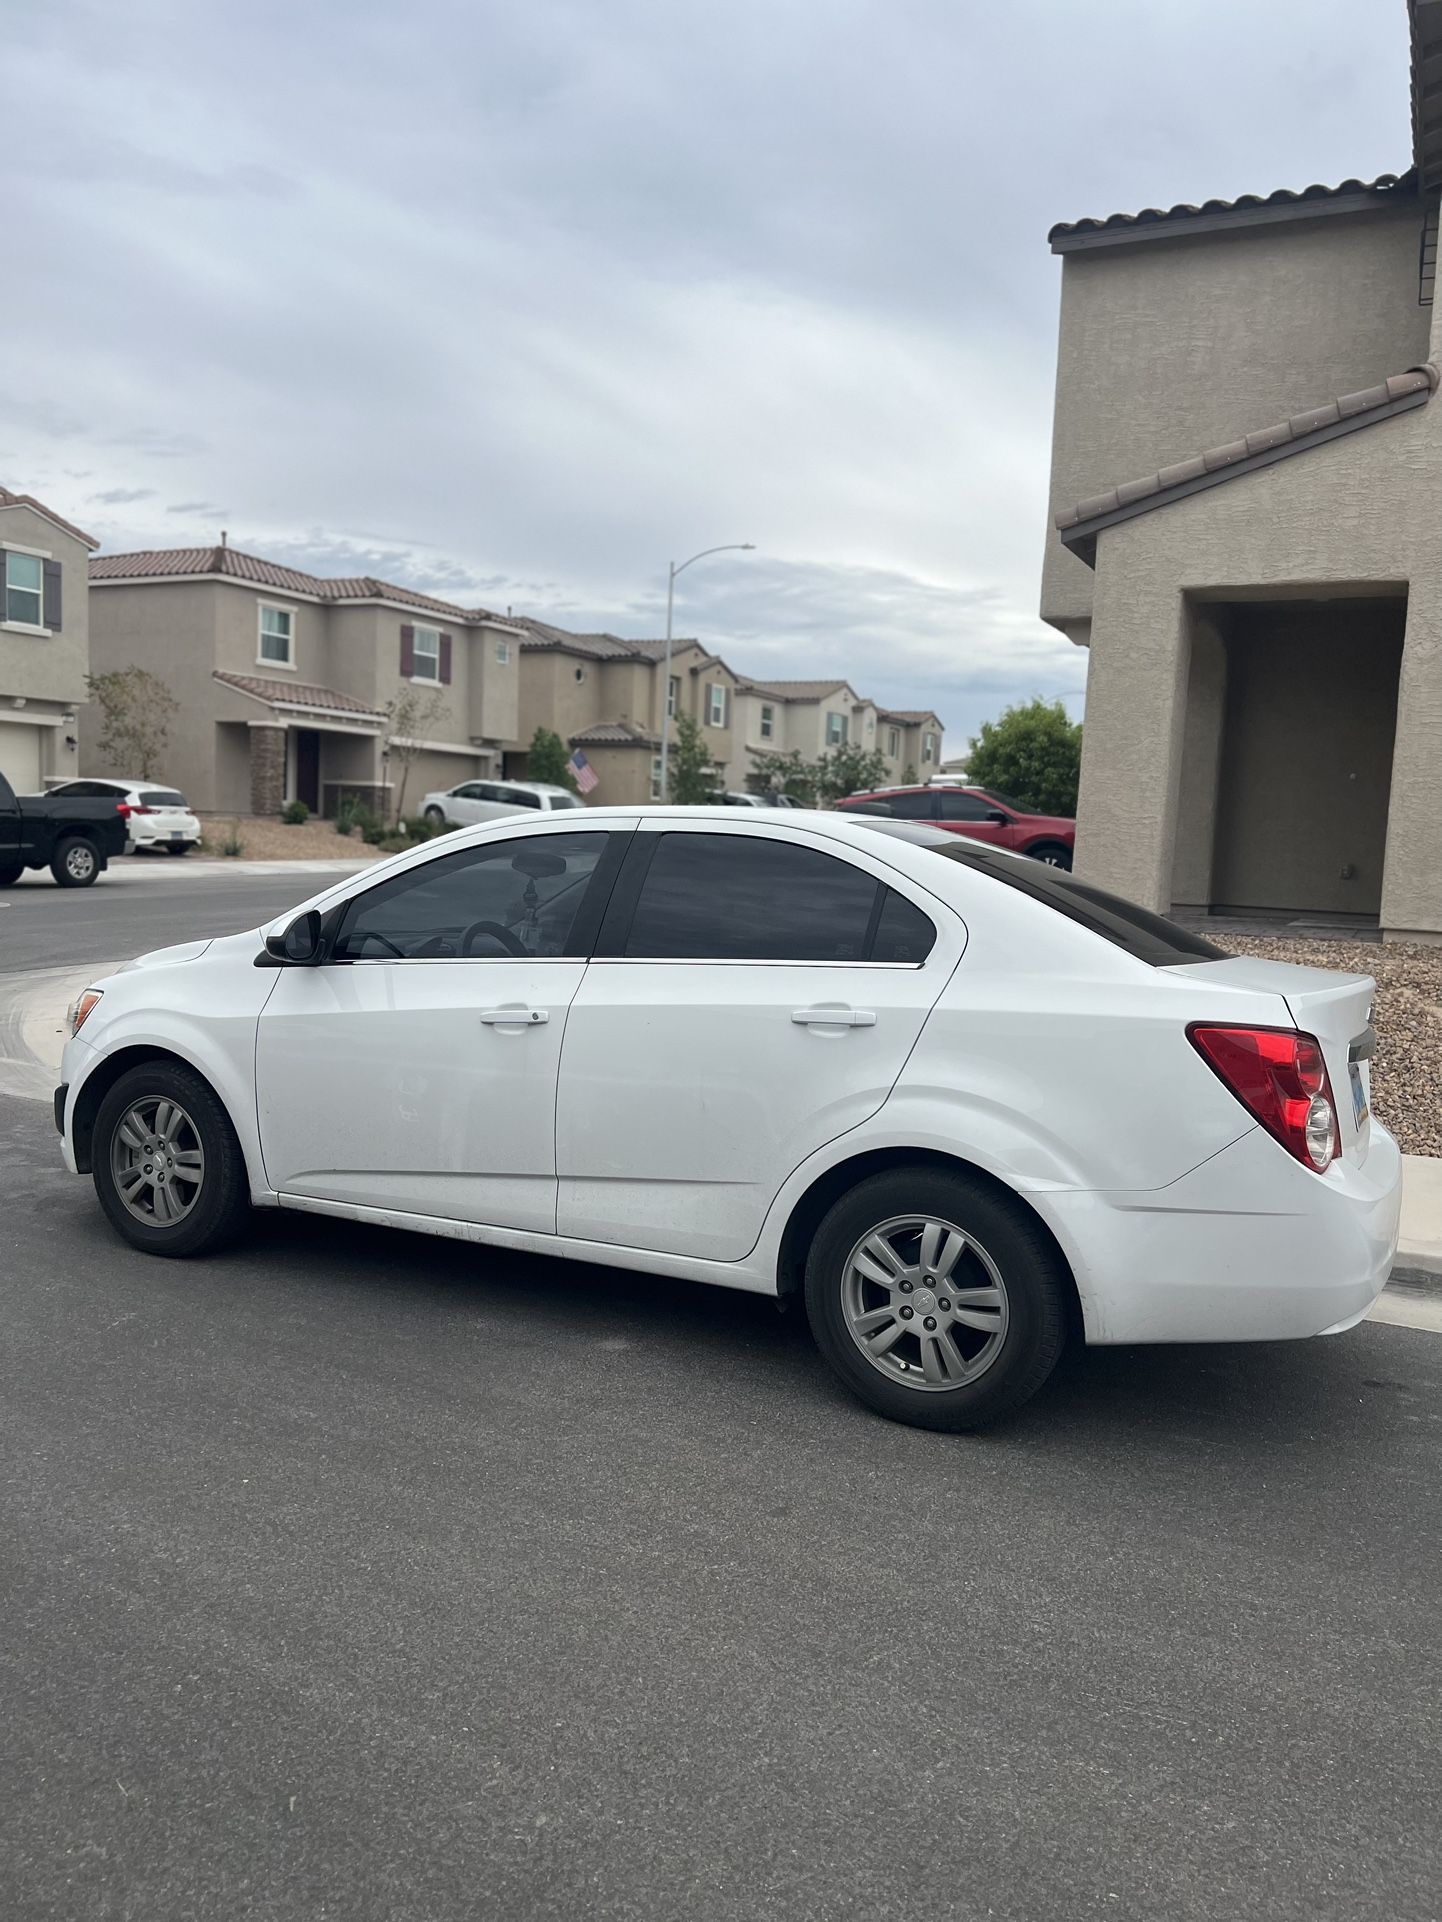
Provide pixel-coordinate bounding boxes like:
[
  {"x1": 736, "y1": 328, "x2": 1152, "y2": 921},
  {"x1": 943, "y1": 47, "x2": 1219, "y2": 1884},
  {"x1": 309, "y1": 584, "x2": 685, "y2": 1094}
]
[{"x1": 835, "y1": 785, "x2": 1075, "y2": 868}]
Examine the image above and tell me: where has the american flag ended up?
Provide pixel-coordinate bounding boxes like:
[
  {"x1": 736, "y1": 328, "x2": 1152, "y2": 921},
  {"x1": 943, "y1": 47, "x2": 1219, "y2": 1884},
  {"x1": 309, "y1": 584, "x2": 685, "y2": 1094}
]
[{"x1": 569, "y1": 749, "x2": 599, "y2": 795}]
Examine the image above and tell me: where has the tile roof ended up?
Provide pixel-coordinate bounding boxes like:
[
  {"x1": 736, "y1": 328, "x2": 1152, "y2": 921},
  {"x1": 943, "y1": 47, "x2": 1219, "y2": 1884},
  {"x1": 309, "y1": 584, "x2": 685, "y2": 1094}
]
[
  {"x1": 568, "y1": 719, "x2": 660, "y2": 748},
  {"x1": 0, "y1": 485, "x2": 98, "y2": 548},
  {"x1": 735, "y1": 678, "x2": 849, "y2": 702},
  {"x1": 89, "y1": 542, "x2": 514, "y2": 625},
  {"x1": 1049, "y1": 170, "x2": 1416, "y2": 252},
  {"x1": 1056, "y1": 362, "x2": 1440, "y2": 564},
  {"x1": 212, "y1": 670, "x2": 385, "y2": 718},
  {"x1": 513, "y1": 618, "x2": 645, "y2": 660},
  {"x1": 876, "y1": 709, "x2": 943, "y2": 726}
]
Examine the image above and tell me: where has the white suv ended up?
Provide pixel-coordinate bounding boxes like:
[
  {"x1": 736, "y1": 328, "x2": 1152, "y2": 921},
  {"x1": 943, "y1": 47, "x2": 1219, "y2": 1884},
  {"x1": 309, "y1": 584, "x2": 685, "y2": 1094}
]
[
  {"x1": 54, "y1": 807, "x2": 1400, "y2": 1432},
  {"x1": 48, "y1": 778, "x2": 201, "y2": 855},
  {"x1": 421, "y1": 779, "x2": 585, "y2": 830}
]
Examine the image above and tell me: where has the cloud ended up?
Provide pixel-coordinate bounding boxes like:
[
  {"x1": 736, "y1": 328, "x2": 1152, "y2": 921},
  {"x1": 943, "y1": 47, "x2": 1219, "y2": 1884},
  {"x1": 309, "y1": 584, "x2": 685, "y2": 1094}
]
[
  {"x1": 166, "y1": 500, "x2": 226, "y2": 515},
  {"x1": 91, "y1": 486, "x2": 156, "y2": 505}
]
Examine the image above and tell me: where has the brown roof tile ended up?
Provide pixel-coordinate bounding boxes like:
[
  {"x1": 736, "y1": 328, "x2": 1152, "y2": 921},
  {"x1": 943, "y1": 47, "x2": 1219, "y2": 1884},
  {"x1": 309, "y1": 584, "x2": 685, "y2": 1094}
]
[
  {"x1": 568, "y1": 719, "x2": 660, "y2": 747},
  {"x1": 0, "y1": 485, "x2": 98, "y2": 548},
  {"x1": 1055, "y1": 363, "x2": 1439, "y2": 555},
  {"x1": 212, "y1": 670, "x2": 385, "y2": 718},
  {"x1": 735, "y1": 678, "x2": 850, "y2": 702},
  {"x1": 1049, "y1": 171, "x2": 1415, "y2": 250}
]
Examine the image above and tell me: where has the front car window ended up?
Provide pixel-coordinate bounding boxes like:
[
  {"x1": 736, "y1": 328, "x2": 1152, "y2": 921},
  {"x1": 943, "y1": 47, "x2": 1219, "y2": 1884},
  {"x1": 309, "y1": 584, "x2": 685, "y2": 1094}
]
[
  {"x1": 258, "y1": 604, "x2": 293, "y2": 664},
  {"x1": 4, "y1": 551, "x2": 44, "y2": 625},
  {"x1": 936, "y1": 792, "x2": 992, "y2": 822},
  {"x1": 621, "y1": 832, "x2": 934, "y2": 964},
  {"x1": 854, "y1": 820, "x2": 1225, "y2": 967},
  {"x1": 334, "y1": 832, "x2": 610, "y2": 961}
]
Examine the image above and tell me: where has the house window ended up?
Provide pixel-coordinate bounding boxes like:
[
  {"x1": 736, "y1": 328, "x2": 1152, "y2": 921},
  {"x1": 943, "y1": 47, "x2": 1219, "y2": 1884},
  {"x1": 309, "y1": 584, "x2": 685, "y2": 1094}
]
[
  {"x1": 759, "y1": 703, "x2": 775, "y2": 741},
  {"x1": 413, "y1": 625, "x2": 441, "y2": 681},
  {"x1": 706, "y1": 683, "x2": 728, "y2": 728},
  {"x1": 496, "y1": 640, "x2": 511, "y2": 665},
  {"x1": 888, "y1": 727, "x2": 900, "y2": 758},
  {"x1": 825, "y1": 712, "x2": 848, "y2": 748},
  {"x1": 866, "y1": 715, "x2": 874, "y2": 734},
  {"x1": 650, "y1": 754, "x2": 664, "y2": 800},
  {"x1": 258, "y1": 604, "x2": 294, "y2": 666},
  {"x1": 3, "y1": 551, "x2": 44, "y2": 626},
  {"x1": 667, "y1": 675, "x2": 680, "y2": 717},
  {"x1": 922, "y1": 731, "x2": 937, "y2": 763}
]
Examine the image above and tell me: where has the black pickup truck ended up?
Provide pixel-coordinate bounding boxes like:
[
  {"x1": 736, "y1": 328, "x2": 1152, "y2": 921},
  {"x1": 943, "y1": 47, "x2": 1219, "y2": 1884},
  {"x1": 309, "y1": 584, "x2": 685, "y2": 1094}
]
[{"x1": 0, "y1": 769, "x2": 129, "y2": 887}]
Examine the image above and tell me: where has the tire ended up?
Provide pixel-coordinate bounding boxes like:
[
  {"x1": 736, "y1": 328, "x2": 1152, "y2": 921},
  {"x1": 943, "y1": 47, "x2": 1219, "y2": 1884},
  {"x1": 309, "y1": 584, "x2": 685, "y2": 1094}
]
[
  {"x1": 92, "y1": 1062, "x2": 252, "y2": 1258},
  {"x1": 1028, "y1": 842, "x2": 1072, "y2": 871},
  {"x1": 51, "y1": 836, "x2": 101, "y2": 887},
  {"x1": 0, "y1": 862, "x2": 23, "y2": 887},
  {"x1": 424, "y1": 807, "x2": 447, "y2": 829},
  {"x1": 804, "y1": 1167, "x2": 1068, "y2": 1431}
]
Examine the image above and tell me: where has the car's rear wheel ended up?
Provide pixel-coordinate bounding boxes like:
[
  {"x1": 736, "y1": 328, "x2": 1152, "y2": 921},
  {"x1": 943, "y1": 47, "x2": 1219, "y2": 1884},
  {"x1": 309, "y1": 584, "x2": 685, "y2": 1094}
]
[
  {"x1": 1028, "y1": 842, "x2": 1072, "y2": 870},
  {"x1": 804, "y1": 1168, "x2": 1068, "y2": 1431},
  {"x1": 0, "y1": 862, "x2": 23, "y2": 887},
  {"x1": 51, "y1": 836, "x2": 100, "y2": 887},
  {"x1": 92, "y1": 1063, "x2": 252, "y2": 1257}
]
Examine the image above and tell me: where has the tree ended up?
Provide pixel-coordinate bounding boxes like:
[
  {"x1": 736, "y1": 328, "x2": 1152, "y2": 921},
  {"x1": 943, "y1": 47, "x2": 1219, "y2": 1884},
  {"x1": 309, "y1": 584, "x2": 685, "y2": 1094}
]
[
  {"x1": 384, "y1": 685, "x2": 451, "y2": 822},
  {"x1": 747, "y1": 748, "x2": 819, "y2": 806},
  {"x1": 667, "y1": 712, "x2": 719, "y2": 803},
  {"x1": 86, "y1": 668, "x2": 177, "y2": 779},
  {"x1": 812, "y1": 743, "x2": 889, "y2": 805},
  {"x1": 965, "y1": 697, "x2": 1082, "y2": 816},
  {"x1": 526, "y1": 726, "x2": 578, "y2": 791},
  {"x1": 901, "y1": 763, "x2": 918, "y2": 786}
]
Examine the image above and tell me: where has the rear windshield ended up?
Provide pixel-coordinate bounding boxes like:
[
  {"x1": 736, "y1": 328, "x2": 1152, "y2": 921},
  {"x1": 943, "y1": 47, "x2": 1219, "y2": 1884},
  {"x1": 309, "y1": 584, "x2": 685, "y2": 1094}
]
[
  {"x1": 854, "y1": 820, "x2": 1226, "y2": 967},
  {"x1": 140, "y1": 790, "x2": 186, "y2": 807}
]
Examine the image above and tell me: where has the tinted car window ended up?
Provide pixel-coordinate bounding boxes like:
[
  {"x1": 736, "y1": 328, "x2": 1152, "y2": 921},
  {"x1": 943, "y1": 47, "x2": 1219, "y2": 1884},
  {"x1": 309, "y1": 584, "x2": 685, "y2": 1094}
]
[
  {"x1": 140, "y1": 790, "x2": 186, "y2": 807},
  {"x1": 853, "y1": 821, "x2": 1225, "y2": 966},
  {"x1": 936, "y1": 792, "x2": 993, "y2": 821},
  {"x1": 884, "y1": 791, "x2": 937, "y2": 820},
  {"x1": 624, "y1": 833, "x2": 884, "y2": 962},
  {"x1": 51, "y1": 780, "x2": 119, "y2": 799},
  {"x1": 503, "y1": 787, "x2": 543, "y2": 809},
  {"x1": 872, "y1": 889, "x2": 936, "y2": 963},
  {"x1": 334, "y1": 832, "x2": 608, "y2": 961}
]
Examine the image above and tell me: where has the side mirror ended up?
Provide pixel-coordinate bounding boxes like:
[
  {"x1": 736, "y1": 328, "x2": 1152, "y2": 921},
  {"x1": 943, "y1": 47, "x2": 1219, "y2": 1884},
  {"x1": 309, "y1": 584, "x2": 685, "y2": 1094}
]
[
  {"x1": 265, "y1": 907, "x2": 324, "y2": 965},
  {"x1": 985, "y1": 809, "x2": 1011, "y2": 825}
]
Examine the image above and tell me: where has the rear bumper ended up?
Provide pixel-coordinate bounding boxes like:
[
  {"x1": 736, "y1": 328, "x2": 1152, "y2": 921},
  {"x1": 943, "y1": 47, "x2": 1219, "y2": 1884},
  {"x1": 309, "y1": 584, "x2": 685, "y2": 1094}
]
[{"x1": 1040, "y1": 1124, "x2": 1402, "y2": 1345}]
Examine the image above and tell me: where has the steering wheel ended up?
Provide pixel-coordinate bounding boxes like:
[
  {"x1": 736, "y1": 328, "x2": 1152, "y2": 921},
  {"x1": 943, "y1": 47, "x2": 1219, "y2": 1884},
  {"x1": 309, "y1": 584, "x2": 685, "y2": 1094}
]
[{"x1": 461, "y1": 919, "x2": 528, "y2": 958}]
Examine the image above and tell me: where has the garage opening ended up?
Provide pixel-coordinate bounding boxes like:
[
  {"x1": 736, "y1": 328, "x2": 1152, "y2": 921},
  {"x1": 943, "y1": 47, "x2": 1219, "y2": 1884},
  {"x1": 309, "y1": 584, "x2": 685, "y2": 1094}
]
[{"x1": 1172, "y1": 594, "x2": 1405, "y2": 923}]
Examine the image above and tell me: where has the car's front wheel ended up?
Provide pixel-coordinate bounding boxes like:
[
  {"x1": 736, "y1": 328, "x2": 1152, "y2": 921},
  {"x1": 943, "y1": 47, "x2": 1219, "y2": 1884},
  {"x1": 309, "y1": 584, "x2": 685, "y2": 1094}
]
[
  {"x1": 804, "y1": 1168, "x2": 1068, "y2": 1431},
  {"x1": 92, "y1": 1062, "x2": 252, "y2": 1257},
  {"x1": 424, "y1": 806, "x2": 447, "y2": 830},
  {"x1": 1028, "y1": 842, "x2": 1072, "y2": 870}
]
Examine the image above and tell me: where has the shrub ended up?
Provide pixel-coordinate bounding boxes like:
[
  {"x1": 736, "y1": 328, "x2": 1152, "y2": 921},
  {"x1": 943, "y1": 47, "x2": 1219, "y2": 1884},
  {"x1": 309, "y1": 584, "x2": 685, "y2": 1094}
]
[
  {"x1": 362, "y1": 821, "x2": 388, "y2": 845},
  {"x1": 282, "y1": 799, "x2": 310, "y2": 825},
  {"x1": 377, "y1": 834, "x2": 411, "y2": 854},
  {"x1": 220, "y1": 826, "x2": 246, "y2": 858},
  {"x1": 403, "y1": 813, "x2": 449, "y2": 842},
  {"x1": 334, "y1": 816, "x2": 354, "y2": 837}
]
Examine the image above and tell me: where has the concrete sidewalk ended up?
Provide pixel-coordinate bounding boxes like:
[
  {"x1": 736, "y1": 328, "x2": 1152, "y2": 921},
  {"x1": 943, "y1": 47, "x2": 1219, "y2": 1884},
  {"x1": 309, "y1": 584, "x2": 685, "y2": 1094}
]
[{"x1": 1398, "y1": 1154, "x2": 1442, "y2": 1279}]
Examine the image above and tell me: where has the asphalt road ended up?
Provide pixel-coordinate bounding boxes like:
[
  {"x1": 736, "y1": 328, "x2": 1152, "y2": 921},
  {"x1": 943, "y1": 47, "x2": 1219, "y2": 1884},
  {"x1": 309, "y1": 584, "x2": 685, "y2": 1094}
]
[{"x1": 3, "y1": 876, "x2": 1441, "y2": 1922}]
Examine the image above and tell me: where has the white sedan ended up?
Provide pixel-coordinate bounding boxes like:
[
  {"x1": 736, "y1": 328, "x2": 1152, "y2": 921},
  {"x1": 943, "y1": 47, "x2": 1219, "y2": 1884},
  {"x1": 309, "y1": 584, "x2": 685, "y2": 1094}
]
[
  {"x1": 54, "y1": 808, "x2": 1401, "y2": 1430},
  {"x1": 420, "y1": 779, "x2": 585, "y2": 829}
]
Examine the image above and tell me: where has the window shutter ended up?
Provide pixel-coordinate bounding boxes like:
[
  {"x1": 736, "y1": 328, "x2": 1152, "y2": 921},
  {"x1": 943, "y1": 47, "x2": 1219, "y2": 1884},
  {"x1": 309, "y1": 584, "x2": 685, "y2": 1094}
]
[
  {"x1": 439, "y1": 633, "x2": 452, "y2": 684},
  {"x1": 42, "y1": 560, "x2": 62, "y2": 631},
  {"x1": 400, "y1": 623, "x2": 415, "y2": 677}
]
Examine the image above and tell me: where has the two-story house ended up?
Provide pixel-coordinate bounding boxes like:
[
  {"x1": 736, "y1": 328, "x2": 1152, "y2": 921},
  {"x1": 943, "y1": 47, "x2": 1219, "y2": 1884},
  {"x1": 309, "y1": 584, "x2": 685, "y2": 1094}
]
[
  {"x1": 86, "y1": 541, "x2": 523, "y2": 816},
  {"x1": 1041, "y1": 0, "x2": 1441, "y2": 941},
  {"x1": 0, "y1": 486, "x2": 97, "y2": 793},
  {"x1": 732, "y1": 680, "x2": 944, "y2": 786}
]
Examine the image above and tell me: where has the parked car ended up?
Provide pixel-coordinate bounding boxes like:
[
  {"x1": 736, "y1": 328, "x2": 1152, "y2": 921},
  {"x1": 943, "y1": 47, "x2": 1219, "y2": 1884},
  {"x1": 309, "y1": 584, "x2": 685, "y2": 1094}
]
[
  {"x1": 421, "y1": 779, "x2": 587, "y2": 829},
  {"x1": 47, "y1": 778, "x2": 201, "y2": 855},
  {"x1": 712, "y1": 791, "x2": 805, "y2": 808},
  {"x1": 836, "y1": 785, "x2": 1075, "y2": 868},
  {"x1": 55, "y1": 807, "x2": 1398, "y2": 1432},
  {"x1": 0, "y1": 769, "x2": 129, "y2": 887}
]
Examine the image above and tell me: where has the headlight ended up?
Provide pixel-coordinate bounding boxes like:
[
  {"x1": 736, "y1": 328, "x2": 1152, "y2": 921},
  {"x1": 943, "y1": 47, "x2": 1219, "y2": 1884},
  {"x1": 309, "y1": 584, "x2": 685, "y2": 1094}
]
[{"x1": 68, "y1": 990, "x2": 103, "y2": 1036}]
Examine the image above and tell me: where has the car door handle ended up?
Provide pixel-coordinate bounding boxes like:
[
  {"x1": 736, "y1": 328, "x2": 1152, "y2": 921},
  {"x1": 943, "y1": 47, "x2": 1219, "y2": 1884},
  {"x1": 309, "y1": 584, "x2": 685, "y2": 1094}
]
[
  {"x1": 792, "y1": 1008, "x2": 877, "y2": 1028},
  {"x1": 480, "y1": 1008, "x2": 549, "y2": 1026}
]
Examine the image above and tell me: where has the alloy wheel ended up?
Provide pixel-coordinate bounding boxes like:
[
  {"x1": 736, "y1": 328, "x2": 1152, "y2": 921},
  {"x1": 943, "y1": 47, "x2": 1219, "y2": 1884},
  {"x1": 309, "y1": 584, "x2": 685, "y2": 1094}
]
[
  {"x1": 840, "y1": 1214, "x2": 1009, "y2": 1392},
  {"x1": 109, "y1": 1097, "x2": 206, "y2": 1226},
  {"x1": 66, "y1": 844, "x2": 97, "y2": 882}
]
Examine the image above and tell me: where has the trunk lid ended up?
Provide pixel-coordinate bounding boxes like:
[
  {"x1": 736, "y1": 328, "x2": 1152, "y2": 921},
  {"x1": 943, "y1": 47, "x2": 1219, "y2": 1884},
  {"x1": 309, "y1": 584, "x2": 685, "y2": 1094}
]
[{"x1": 1167, "y1": 956, "x2": 1376, "y2": 1165}]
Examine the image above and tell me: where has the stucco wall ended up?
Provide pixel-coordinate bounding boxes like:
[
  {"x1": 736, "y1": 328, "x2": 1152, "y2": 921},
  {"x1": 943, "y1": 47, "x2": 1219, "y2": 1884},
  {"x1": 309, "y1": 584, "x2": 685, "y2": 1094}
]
[
  {"x1": 1, "y1": 502, "x2": 91, "y2": 709},
  {"x1": 86, "y1": 581, "x2": 223, "y2": 805},
  {"x1": 1075, "y1": 387, "x2": 1441, "y2": 934},
  {"x1": 1043, "y1": 202, "x2": 1436, "y2": 630}
]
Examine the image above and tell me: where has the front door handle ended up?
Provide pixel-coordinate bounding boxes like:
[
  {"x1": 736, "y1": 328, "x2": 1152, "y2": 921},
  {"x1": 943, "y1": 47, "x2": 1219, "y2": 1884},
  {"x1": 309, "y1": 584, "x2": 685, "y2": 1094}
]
[
  {"x1": 792, "y1": 1008, "x2": 877, "y2": 1028},
  {"x1": 480, "y1": 1008, "x2": 549, "y2": 1026}
]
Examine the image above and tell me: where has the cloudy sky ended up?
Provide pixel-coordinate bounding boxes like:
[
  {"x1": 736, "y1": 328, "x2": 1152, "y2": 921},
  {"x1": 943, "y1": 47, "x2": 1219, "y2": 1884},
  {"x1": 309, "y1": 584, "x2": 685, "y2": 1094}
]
[{"x1": 5, "y1": 0, "x2": 1410, "y2": 746}]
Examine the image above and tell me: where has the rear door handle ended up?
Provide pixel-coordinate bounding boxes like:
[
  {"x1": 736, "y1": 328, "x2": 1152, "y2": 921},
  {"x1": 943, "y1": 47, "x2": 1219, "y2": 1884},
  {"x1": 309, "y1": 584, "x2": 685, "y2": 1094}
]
[
  {"x1": 480, "y1": 1008, "x2": 549, "y2": 1026},
  {"x1": 792, "y1": 1008, "x2": 877, "y2": 1028}
]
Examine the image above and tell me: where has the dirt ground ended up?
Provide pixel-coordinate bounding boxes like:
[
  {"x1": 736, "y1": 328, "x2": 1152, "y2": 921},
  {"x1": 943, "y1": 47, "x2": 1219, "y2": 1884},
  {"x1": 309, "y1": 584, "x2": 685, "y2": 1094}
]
[
  {"x1": 1213, "y1": 933, "x2": 1442, "y2": 1157},
  {"x1": 194, "y1": 816, "x2": 386, "y2": 862}
]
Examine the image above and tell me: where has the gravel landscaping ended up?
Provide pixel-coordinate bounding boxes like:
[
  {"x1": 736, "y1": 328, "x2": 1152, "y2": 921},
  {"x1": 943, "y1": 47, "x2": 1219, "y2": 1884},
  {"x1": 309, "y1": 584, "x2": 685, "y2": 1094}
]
[
  {"x1": 1213, "y1": 934, "x2": 1442, "y2": 1157},
  {"x1": 194, "y1": 816, "x2": 385, "y2": 862}
]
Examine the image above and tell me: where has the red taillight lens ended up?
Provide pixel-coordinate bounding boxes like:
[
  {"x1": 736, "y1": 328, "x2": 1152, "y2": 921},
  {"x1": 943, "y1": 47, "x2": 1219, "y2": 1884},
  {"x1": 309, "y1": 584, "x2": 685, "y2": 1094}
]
[
  {"x1": 1188, "y1": 1024, "x2": 1339, "y2": 1171},
  {"x1": 115, "y1": 802, "x2": 131, "y2": 818}
]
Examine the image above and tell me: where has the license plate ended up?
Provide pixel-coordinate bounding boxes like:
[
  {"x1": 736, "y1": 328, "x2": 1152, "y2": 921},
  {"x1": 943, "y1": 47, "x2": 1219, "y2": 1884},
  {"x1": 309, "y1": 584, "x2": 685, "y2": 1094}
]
[
  {"x1": 170, "y1": 832, "x2": 183, "y2": 842},
  {"x1": 1349, "y1": 1061, "x2": 1369, "y2": 1130}
]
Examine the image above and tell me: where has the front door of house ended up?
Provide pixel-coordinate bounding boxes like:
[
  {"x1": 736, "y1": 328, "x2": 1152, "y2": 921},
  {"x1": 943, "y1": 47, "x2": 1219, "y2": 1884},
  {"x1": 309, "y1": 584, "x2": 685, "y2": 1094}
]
[{"x1": 295, "y1": 730, "x2": 321, "y2": 813}]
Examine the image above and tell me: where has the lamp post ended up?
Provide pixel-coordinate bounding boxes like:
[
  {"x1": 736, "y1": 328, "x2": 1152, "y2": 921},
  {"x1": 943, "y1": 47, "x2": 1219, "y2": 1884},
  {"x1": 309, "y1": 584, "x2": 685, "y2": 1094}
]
[{"x1": 658, "y1": 543, "x2": 755, "y2": 799}]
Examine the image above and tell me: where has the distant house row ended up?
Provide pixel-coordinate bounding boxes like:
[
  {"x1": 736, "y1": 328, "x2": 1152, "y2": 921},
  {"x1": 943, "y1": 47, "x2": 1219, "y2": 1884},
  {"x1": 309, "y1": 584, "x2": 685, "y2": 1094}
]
[{"x1": 0, "y1": 511, "x2": 942, "y2": 811}]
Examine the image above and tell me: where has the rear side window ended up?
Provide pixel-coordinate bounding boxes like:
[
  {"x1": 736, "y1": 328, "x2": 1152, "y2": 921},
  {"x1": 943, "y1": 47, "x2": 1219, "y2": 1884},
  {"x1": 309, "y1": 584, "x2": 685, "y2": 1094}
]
[
  {"x1": 140, "y1": 790, "x2": 186, "y2": 807},
  {"x1": 869, "y1": 791, "x2": 935, "y2": 820},
  {"x1": 503, "y1": 787, "x2": 543, "y2": 809},
  {"x1": 853, "y1": 821, "x2": 1224, "y2": 966},
  {"x1": 619, "y1": 832, "x2": 935, "y2": 964}
]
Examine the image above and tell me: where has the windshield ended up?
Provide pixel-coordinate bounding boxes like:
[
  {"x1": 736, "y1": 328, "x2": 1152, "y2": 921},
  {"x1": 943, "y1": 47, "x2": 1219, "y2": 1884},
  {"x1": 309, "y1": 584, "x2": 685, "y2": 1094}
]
[{"x1": 853, "y1": 819, "x2": 1225, "y2": 967}]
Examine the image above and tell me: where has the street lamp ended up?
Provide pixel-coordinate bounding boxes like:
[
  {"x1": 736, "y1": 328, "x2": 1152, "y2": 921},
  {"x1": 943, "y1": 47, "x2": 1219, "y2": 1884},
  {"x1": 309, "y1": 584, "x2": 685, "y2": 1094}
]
[{"x1": 659, "y1": 543, "x2": 755, "y2": 799}]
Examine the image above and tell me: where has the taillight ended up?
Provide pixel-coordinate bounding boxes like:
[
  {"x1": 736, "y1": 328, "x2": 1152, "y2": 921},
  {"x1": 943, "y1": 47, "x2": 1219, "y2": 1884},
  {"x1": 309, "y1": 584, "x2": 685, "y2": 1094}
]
[
  {"x1": 1188, "y1": 1024, "x2": 1339, "y2": 1171},
  {"x1": 115, "y1": 802, "x2": 131, "y2": 819}
]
